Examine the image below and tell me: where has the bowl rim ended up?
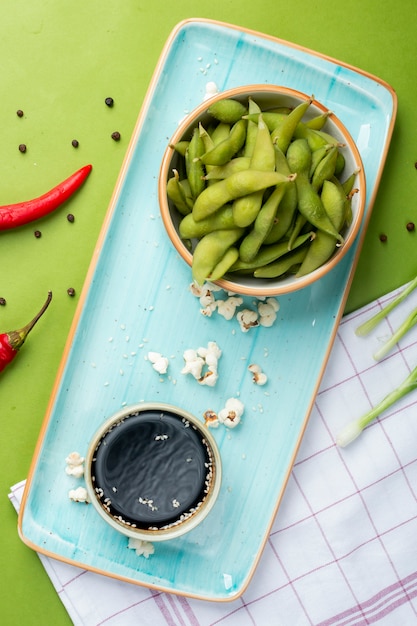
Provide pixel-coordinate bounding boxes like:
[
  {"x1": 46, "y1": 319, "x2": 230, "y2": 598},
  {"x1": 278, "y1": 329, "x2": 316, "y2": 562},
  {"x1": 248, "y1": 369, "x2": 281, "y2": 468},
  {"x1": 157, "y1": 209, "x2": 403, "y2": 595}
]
[
  {"x1": 84, "y1": 401, "x2": 222, "y2": 542},
  {"x1": 158, "y1": 84, "x2": 366, "y2": 297}
]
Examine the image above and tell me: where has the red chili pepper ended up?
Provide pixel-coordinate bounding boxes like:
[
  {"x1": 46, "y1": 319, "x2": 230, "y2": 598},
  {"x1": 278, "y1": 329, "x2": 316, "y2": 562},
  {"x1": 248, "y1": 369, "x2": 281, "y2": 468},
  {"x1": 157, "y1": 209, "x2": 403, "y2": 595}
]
[
  {"x1": 0, "y1": 164, "x2": 92, "y2": 230},
  {"x1": 0, "y1": 291, "x2": 52, "y2": 373}
]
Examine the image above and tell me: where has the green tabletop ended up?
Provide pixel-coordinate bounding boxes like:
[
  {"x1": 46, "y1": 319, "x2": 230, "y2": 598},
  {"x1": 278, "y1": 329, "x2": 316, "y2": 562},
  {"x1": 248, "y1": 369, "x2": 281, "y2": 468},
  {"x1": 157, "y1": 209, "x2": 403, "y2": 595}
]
[{"x1": 1, "y1": 1, "x2": 416, "y2": 623}]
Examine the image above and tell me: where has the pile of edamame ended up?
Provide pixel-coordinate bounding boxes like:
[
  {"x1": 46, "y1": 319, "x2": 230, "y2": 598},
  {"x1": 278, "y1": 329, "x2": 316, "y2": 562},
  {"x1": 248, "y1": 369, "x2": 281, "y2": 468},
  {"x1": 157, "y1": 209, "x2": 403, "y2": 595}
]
[{"x1": 166, "y1": 95, "x2": 358, "y2": 286}]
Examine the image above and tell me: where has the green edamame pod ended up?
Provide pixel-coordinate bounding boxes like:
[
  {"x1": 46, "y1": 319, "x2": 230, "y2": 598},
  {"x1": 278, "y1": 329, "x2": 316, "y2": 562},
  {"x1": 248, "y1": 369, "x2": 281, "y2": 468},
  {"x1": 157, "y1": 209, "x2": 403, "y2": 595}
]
[
  {"x1": 286, "y1": 138, "x2": 312, "y2": 176},
  {"x1": 238, "y1": 180, "x2": 292, "y2": 263},
  {"x1": 322, "y1": 178, "x2": 347, "y2": 230},
  {"x1": 311, "y1": 145, "x2": 338, "y2": 192},
  {"x1": 263, "y1": 146, "x2": 298, "y2": 243},
  {"x1": 232, "y1": 190, "x2": 263, "y2": 229},
  {"x1": 199, "y1": 123, "x2": 216, "y2": 180},
  {"x1": 315, "y1": 129, "x2": 346, "y2": 147},
  {"x1": 199, "y1": 123, "x2": 214, "y2": 152},
  {"x1": 200, "y1": 119, "x2": 247, "y2": 166},
  {"x1": 263, "y1": 208, "x2": 295, "y2": 245},
  {"x1": 233, "y1": 113, "x2": 276, "y2": 228},
  {"x1": 334, "y1": 150, "x2": 345, "y2": 176},
  {"x1": 296, "y1": 179, "x2": 346, "y2": 276},
  {"x1": 304, "y1": 110, "x2": 331, "y2": 130},
  {"x1": 331, "y1": 175, "x2": 355, "y2": 228},
  {"x1": 294, "y1": 123, "x2": 340, "y2": 152},
  {"x1": 166, "y1": 169, "x2": 193, "y2": 216},
  {"x1": 170, "y1": 140, "x2": 189, "y2": 156},
  {"x1": 209, "y1": 121, "x2": 230, "y2": 145},
  {"x1": 179, "y1": 205, "x2": 235, "y2": 239},
  {"x1": 185, "y1": 127, "x2": 206, "y2": 199},
  {"x1": 295, "y1": 175, "x2": 344, "y2": 244},
  {"x1": 193, "y1": 170, "x2": 291, "y2": 221},
  {"x1": 207, "y1": 98, "x2": 248, "y2": 124},
  {"x1": 341, "y1": 169, "x2": 360, "y2": 196},
  {"x1": 287, "y1": 212, "x2": 308, "y2": 250},
  {"x1": 287, "y1": 139, "x2": 343, "y2": 244},
  {"x1": 309, "y1": 144, "x2": 333, "y2": 178},
  {"x1": 268, "y1": 106, "x2": 292, "y2": 114},
  {"x1": 250, "y1": 113, "x2": 276, "y2": 171},
  {"x1": 244, "y1": 111, "x2": 288, "y2": 132},
  {"x1": 203, "y1": 157, "x2": 251, "y2": 180},
  {"x1": 254, "y1": 246, "x2": 309, "y2": 278},
  {"x1": 192, "y1": 228, "x2": 244, "y2": 285},
  {"x1": 271, "y1": 96, "x2": 313, "y2": 153},
  {"x1": 344, "y1": 186, "x2": 358, "y2": 228},
  {"x1": 242, "y1": 98, "x2": 261, "y2": 158},
  {"x1": 209, "y1": 247, "x2": 240, "y2": 281},
  {"x1": 230, "y1": 231, "x2": 313, "y2": 272}
]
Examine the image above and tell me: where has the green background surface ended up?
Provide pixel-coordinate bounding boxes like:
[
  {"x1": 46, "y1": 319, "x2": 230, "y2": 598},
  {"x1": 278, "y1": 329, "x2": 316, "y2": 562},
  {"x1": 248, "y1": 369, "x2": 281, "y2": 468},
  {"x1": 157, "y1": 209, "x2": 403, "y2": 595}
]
[{"x1": 1, "y1": 1, "x2": 416, "y2": 623}]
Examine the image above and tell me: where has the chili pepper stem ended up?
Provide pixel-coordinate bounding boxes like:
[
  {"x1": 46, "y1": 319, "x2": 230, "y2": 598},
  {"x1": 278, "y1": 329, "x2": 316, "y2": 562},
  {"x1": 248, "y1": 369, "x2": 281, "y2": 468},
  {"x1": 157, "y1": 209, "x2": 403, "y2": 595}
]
[
  {"x1": 7, "y1": 291, "x2": 52, "y2": 350},
  {"x1": 336, "y1": 364, "x2": 417, "y2": 447}
]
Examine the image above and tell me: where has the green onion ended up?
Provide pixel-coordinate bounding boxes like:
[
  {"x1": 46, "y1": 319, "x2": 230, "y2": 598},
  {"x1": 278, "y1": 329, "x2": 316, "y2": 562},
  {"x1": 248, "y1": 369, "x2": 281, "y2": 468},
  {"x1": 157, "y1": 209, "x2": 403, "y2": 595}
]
[
  {"x1": 373, "y1": 307, "x2": 417, "y2": 361},
  {"x1": 336, "y1": 365, "x2": 417, "y2": 447},
  {"x1": 355, "y1": 275, "x2": 417, "y2": 337}
]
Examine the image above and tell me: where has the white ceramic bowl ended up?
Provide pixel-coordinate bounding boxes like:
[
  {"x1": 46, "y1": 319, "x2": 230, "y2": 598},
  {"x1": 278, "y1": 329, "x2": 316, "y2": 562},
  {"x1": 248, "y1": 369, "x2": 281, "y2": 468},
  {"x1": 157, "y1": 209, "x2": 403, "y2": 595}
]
[
  {"x1": 84, "y1": 402, "x2": 222, "y2": 542},
  {"x1": 158, "y1": 84, "x2": 366, "y2": 297}
]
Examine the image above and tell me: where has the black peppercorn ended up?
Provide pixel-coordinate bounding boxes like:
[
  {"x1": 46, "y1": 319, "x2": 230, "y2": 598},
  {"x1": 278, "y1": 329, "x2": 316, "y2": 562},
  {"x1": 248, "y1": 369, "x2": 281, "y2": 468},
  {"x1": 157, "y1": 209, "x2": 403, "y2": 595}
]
[
  {"x1": 34, "y1": 230, "x2": 42, "y2": 238},
  {"x1": 67, "y1": 287, "x2": 76, "y2": 297},
  {"x1": 71, "y1": 139, "x2": 79, "y2": 148},
  {"x1": 16, "y1": 109, "x2": 24, "y2": 118},
  {"x1": 105, "y1": 97, "x2": 114, "y2": 107},
  {"x1": 111, "y1": 131, "x2": 121, "y2": 141},
  {"x1": 406, "y1": 222, "x2": 415, "y2": 232},
  {"x1": 0, "y1": 297, "x2": 6, "y2": 306},
  {"x1": 67, "y1": 213, "x2": 75, "y2": 223},
  {"x1": 18, "y1": 143, "x2": 27, "y2": 153},
  {"x1": 379, "y1": 233, "x2": 387, "y2": 242}
]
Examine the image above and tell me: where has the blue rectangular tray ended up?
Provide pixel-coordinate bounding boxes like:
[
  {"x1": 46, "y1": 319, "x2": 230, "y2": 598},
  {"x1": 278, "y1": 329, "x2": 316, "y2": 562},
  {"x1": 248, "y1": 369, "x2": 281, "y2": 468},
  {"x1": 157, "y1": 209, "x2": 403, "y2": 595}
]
[{"x1": 19, "y1": 19, "x2": 396, "y2": 601}]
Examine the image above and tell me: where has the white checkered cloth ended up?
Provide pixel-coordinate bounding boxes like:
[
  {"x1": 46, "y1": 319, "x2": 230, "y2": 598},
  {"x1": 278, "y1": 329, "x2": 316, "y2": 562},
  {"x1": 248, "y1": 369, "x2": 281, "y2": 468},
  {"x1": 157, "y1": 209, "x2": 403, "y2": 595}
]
[{"x1": 9, "y1": 283, "x2": 417, "y2": 626}]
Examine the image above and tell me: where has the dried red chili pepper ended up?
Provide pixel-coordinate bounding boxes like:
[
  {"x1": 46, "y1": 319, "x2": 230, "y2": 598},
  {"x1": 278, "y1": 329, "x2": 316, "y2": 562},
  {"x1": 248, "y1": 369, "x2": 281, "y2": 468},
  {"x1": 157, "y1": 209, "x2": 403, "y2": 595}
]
[
  {"x1": 0, "y1": 164, "x2": 92, "y2": 230},
  {"x1": 0, "y1": 291, "x2": 52, "y2": 373}
]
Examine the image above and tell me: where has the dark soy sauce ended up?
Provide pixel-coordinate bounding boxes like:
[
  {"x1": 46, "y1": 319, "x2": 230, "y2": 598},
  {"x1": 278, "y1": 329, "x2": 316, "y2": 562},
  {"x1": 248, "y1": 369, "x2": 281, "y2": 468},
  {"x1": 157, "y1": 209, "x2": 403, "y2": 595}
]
[{"x1": 91, "y1": 409, "x2": 213, "y2": 530}]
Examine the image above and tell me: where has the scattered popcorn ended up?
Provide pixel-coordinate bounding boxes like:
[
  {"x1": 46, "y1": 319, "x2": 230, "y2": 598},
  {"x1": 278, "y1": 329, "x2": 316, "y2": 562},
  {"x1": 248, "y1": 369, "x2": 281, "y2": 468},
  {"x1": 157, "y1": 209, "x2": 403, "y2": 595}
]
[
  {"x1": 248, "y1": 363, "x2": 268, "y2": 386},
  {"x1": 198, "y1": 341, "x2": 222, "y2": 363},
  {"x1": 237, "y1": 309, "x2": 259, "y2": 332},
  {"x1": 68, "y1": 486, "x2": 90, "y2": 503},
  {"x1": 65, "y1": 451, "x2": 85, "y2": 477},
  {"x1": 66, "y1": 464, "x2": 84, "y2": 478},
  {"x1": 190, "y1": 280, "x2": 222, "y2": 297},
  {"x1": 182, "y1": 341, "x2": 222, "y2": 386},
  {"x1": 147, "y1": 351, "x2": 169, "y2": 374},
  {"x1": 65, "y1": 451, "x2": 84, "y2": 466},
  {"x1": 216, "y1": 296, "x2": 243, "y2": 320},
  {"x1": 189, "y1": 282, "x2": 280, "y2": 331},
  {"x1": 258, "y1": 298, "x2": 280, "y2": 327},
  {"x1": 218, "y1": 397, "x2": 245, "y2": 428},
  {"x1": 197, "y1": 285, "x2": 218, "y2": 317},
  {"x1": 203, "y1": 409, "x2": 219, "y2": 428},
  {"x1": 199, "y1": 368, "x2": 219, "y2": 387},
  {"x1": 181, "y1": 350, "x2": 205, "y2": 379},
  {"x1": 127, "y1": 537, "x2": 155, "y2": 558}
]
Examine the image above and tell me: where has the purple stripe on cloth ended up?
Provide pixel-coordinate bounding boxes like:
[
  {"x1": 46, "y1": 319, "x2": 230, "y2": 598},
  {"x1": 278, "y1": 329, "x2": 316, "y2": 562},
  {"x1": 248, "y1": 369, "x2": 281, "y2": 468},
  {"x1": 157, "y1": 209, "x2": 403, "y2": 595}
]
[{"x1": 317, "y1": 571, "x2": 417, "y2": 626}]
